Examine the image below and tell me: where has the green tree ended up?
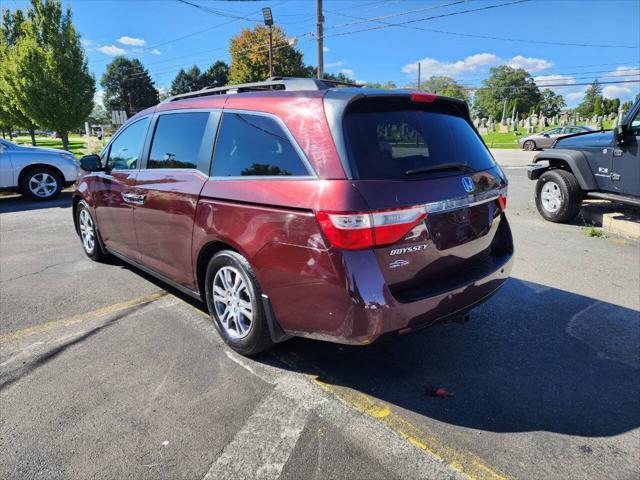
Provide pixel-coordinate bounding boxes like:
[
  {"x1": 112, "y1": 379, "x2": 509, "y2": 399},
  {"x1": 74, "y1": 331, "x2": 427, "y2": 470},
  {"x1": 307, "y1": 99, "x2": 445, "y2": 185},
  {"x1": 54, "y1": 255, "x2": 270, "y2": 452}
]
[
  {"x1": 171, "y1": 65, "x2": 205, "y2": 95},
  {"x1": 87, "y1": 103, "x2": 109, "y2": 125},
  {"x1": 416, "y1": 76, "x2": 468, "y2": 102},
  {"x1": 229, "y1": 25, "x2": 306, "y2": 83},
  {"x1": 364, "y1": 81, "x2": 397, "y2": 89},
  {"x1": 473, "y1": 66, "x2": 540, "y2": 120},
  {"x1": 576, "y1": 80, "x2": 601, "y2": 117},
  {"x1": 538, "y1": 89, "x2": 566, "y2": 117},
  {"x1": 0, "y1": 7, "x2": 37, "y2": 144},
  {"x1": 101, "y1": 56, "x2": 158, "y2": 117},
  {"x1": 202, "y1": 60, "x2": 229, "y2": 88},
  {"x1": 1, "y1": 0, "x2": 94, "y2": 150}
]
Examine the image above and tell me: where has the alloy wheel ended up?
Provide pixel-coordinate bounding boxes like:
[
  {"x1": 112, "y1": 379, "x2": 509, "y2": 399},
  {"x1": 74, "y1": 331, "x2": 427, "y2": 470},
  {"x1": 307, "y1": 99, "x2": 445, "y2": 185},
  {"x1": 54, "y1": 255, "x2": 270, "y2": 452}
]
[
  {"x1": 79, "y1": 209, "x2": 95, "y2": 254},
  {"x1": 28, "y1": 172, "x2": 58, "y2": 198},
  {"x1": 212, "y1": 266, "x2": 253, "y2": 339}
]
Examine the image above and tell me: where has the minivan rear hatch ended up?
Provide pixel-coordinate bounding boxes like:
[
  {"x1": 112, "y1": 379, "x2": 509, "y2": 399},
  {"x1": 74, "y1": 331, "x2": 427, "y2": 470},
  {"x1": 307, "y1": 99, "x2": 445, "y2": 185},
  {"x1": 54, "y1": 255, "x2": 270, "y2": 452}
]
[{"x1": 340, "y1": 94, "x2": 511, "y2": 301}]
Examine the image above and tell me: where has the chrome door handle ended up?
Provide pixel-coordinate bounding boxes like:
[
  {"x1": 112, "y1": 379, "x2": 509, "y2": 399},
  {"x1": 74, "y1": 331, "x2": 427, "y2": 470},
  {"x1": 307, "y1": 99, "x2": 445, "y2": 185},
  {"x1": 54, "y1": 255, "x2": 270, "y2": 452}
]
[{"x1": 122, "y1": 192, "x2": 145, "y2": 205}]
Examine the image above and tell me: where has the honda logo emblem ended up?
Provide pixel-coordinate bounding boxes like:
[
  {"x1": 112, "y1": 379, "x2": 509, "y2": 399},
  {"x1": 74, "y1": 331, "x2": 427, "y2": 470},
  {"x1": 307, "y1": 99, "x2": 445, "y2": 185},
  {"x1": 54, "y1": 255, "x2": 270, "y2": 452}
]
[{"x1": 461, "y1": 176, "x2": 475, "y2": 193}]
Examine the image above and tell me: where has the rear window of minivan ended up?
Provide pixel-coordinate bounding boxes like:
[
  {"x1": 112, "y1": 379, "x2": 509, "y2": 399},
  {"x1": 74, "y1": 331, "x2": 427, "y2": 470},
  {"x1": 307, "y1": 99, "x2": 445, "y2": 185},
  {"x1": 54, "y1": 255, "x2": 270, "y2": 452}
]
[{"x1": 343, "y1": 100, "x2": 495, "y2": 180}]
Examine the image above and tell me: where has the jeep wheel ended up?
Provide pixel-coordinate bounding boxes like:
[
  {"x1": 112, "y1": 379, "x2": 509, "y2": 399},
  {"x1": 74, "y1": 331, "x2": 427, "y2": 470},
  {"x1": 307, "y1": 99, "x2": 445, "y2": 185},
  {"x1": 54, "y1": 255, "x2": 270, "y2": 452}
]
[
  {"x1": 205, "y1": 250, "x2": 273, "y2": 356},
  {"x1": 535, "y1": 169, "x2": 583, "y2": 223},
  {"x1": 523, "y1": 140, "x2": 536, "y2": 151}
]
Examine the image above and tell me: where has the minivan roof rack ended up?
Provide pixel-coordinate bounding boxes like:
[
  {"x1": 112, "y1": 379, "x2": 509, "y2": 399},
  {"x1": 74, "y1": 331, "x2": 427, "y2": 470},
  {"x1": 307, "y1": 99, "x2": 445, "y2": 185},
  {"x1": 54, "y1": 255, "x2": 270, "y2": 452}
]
[{"x1": 161, "y1": 76, "x2": 362, "y2": 103}]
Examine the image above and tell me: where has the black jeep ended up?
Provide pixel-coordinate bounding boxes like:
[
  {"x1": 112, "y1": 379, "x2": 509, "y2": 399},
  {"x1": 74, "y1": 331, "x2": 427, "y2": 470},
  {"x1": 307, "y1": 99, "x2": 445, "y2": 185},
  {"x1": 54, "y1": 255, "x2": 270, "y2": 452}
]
[{"x1": 528, "y1": 98, "x2": 640, "y2": 222}]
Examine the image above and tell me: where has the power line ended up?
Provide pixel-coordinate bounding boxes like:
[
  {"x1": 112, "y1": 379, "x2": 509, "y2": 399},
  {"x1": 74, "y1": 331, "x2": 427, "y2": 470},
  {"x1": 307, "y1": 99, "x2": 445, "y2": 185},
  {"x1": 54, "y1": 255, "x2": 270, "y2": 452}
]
[
  {"x1": 325, "y1": 9, "x2": 640, "y2": 49},
  {"x1": 320, "y1": 0, "x2": 534, "y2": 40}
]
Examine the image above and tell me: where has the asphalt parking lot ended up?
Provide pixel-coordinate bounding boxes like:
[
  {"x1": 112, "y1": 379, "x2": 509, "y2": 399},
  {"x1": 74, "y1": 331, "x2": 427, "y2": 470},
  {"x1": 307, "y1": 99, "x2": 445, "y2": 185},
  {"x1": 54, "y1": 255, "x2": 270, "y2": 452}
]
[{"x1": 1, "y1": 150, "x2": 639, "y2": 480}]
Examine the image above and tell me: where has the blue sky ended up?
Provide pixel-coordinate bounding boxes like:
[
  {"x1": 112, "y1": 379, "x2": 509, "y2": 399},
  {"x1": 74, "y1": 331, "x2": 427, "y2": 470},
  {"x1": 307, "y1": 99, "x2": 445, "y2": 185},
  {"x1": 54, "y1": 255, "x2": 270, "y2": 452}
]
[{"x1": 8, "y1": 0, "x2": 640, "y2": 107}]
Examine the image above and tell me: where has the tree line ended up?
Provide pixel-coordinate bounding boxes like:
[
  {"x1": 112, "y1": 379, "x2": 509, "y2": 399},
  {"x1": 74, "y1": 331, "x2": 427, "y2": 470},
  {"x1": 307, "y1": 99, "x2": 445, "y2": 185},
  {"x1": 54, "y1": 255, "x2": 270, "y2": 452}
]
[{"x1": 2, "y1": 3, "x2": 635, "y2": 149}]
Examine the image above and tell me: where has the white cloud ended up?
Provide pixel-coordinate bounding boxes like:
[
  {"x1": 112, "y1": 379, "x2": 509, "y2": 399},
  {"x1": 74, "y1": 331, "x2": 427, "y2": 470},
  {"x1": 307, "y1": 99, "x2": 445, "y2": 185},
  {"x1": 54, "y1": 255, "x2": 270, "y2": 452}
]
[
  {"x1": 507, "y1": 55, "x2": 553, "y2": 73},
  {"x1": 98, "y1": 45, "x2": 126, "y2": 56},
  {"x1": 402, "y1": 53, "x2": 553, "y2": 78},
  {"x1": 117, "y1": 36, "x2": 146, "y2": 46},
  {"x1": 326, "y1": 60, "x2": 346, "y2": 68},
  {"x1": 340, "y1": 69, "x2": 355, "y2": 77},
  {"x1": 402, "y1": 53, "x2": 499, "y2": 77},
  {"x1": 604, "y1": 66, "x2": 640, "y2": 79},
  {"x1": 565, "y1": 91, "x2": 586, "y2": 104},
  {"x1": 150, "y1": 48, "x2": 162, "y2": 56},
  {"x1": 602, "y1": 85, "x2": 632, "y2": 99},
  {"x1": 323, "y1": 46, "x2": 330, "y2": 52},
  {"x1": 81, "y1": 39, "x2": 94, "y2": 47},
  {"x1": 534, "y1": 74, "x2": 577, "y2": 93}
]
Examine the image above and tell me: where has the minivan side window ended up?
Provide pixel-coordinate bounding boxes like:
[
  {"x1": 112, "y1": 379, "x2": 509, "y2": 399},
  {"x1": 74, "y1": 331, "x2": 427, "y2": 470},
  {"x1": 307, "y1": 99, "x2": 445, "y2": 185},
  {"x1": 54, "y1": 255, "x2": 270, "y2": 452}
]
[
  {"x1": 212, "y1": 113, "x2": 310, "y2": 177},
  {"x1": 148, "y1": 112, "x2": 210, "y2": 170},
  {"x1": 106, "y1": 117, "x2": 149, "y2": 170}
]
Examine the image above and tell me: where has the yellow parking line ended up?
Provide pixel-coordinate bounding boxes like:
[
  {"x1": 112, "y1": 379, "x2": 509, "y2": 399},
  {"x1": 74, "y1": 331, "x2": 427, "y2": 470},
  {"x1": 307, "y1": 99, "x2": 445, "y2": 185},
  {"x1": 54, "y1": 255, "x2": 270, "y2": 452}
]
[
  {"x1": 311, "y1": 379, "x2": 508, "y2": 480},
  {"x1": 2, "y1": 285, "x2": 505, "y2": 478},
  {"x1": 0, "y1": 292, "x2": 167, "y2": 343},
  {"x1": 120, "y1": 294, "x2": 508, "y2": 480}
]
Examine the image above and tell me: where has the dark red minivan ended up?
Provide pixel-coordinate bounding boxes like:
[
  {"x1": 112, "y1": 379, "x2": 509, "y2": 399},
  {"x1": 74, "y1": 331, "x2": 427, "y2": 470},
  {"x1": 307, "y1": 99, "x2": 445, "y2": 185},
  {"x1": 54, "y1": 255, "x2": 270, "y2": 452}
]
[{"x1": 74, "y1": 77, "x2": 513, "y2": 355}]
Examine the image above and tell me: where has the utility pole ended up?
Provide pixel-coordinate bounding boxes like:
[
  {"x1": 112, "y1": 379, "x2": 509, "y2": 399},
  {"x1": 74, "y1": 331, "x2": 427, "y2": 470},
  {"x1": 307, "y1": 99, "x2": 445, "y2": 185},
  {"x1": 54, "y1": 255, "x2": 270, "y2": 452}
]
[
  {"x1": 268, "y1": 26, "x2": 273, "y2": 77},
  {"x1": 316, "y1": 0, "x2": 324, "y2": 79},
  {"x1": 417, "y1": 62, "x2": 421, "y2": 90},
  {"x1": 262, "y1": 8, "x2": 274, "y2": 78}
]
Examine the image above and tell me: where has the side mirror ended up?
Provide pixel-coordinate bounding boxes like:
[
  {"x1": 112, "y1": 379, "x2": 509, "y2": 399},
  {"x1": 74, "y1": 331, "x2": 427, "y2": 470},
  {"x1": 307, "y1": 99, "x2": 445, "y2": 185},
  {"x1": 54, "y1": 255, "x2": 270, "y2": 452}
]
[
  {"x1": 614, "y1": 125, "x2": 627, "y2": 143},
  {"x1": 80, "y1": 154, "x2": 102, "y2": 172},
  {"x1": 542, "y1": 133, "x2": 550, "y2": 138}
]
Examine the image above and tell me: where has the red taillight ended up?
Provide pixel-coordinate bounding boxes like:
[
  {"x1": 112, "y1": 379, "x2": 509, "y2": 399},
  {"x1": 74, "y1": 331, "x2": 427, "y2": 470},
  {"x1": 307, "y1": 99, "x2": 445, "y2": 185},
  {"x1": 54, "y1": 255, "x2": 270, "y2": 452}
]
[
  {"x1": 498, "y1": 186, "x2": 508, "y2": 210},
  {"x1": 315, "y1": 206, "x2": 427, "y2": 250},
  {"x1": 410, "y1": 93, "x2": 436, "y2": 103}
]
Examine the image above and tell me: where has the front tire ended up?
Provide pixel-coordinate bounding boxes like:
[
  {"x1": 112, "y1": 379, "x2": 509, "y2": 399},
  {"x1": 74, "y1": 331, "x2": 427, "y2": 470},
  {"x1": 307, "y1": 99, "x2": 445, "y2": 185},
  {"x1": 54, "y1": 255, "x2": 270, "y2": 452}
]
[
  {"x1": 77, "y1": 200, "x2": 106, "y2": 261},
  {"x1": 535, "y1": 169, "x2": 583, "y2": 223},
  {"x1": 21, "y1": 167, "x2": 62, "y2": 200},
  {"x1": 205, "y1": 250, "x2": 273, "y2": 356},
  {"x1": 523, "y1": 140, "x2": 536, "y2": 151}
]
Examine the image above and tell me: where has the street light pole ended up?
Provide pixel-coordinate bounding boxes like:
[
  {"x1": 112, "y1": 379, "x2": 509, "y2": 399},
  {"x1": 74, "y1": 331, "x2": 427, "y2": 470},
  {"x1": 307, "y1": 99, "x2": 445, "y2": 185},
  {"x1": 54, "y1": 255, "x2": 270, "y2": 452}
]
[
  {"x1": 316, "y1": 0, "x2": 324, "y2": 79},
  {"x1": 262, "y1": 8, "x2": 274, "y2": 78},
  {"x1": 268, "y1": 25, "x2": 273, "y2": 77}
]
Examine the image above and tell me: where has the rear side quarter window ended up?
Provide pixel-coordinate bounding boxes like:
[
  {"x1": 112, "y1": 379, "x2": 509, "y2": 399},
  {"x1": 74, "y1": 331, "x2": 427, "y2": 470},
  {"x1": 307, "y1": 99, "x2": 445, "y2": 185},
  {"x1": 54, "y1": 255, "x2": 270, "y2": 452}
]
[
  {"x1": 212, "y1": 113, "x2": 311, "y2": 177},
  {"x1": 148, "y1": 112, "x2": 211, "y2": 172}
]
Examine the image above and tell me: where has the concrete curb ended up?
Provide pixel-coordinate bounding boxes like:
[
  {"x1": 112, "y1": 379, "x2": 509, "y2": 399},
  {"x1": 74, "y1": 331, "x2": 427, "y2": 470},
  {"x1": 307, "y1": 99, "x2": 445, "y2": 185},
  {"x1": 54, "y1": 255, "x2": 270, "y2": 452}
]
[{"x1": 580, "y1": 200, "x2": 640, "y2": 239}]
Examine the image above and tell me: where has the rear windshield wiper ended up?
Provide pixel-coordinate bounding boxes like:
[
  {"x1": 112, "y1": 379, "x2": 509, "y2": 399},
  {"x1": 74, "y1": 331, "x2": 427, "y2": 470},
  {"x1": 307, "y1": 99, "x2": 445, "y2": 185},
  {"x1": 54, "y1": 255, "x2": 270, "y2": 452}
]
[{"x1": 405, "y1": 162, "x2": 476, "y2": 176}]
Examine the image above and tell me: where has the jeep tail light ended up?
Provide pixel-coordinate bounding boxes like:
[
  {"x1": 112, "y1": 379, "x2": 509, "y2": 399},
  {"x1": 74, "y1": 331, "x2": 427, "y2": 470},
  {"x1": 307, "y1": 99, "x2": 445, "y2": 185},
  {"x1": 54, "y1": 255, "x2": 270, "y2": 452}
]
[
  {"x1": 316, "y1": 205, "x2": 427, "y2": 250},
  {"x1": 498, "y1": 186, "x2": 508, "y2": 210}
]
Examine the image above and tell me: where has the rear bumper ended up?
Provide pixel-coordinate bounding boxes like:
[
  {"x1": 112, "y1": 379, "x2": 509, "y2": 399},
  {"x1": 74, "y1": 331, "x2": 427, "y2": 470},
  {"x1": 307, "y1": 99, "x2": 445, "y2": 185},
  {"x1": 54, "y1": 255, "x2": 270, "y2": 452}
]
[
  {"x1": 274, "y1": 233, "x2": 514, "y2": 346},
  {"x1": 314, "y1": 250, "x2": 513, "y2": 345}
]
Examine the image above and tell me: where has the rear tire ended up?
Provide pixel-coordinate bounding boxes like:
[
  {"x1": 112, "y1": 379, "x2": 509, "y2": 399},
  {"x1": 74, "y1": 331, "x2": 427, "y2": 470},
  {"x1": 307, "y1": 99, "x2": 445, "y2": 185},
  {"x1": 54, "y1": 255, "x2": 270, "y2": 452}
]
[
  {"x1": 523, "y1": 140, "x2": 536, "y2": 151},
  {"x1": 21, "y1": 167, "x2": 62, "y2": 200},
  {"x1": 77, "y1": 200, "x2": 107, "y2": 261},
  {"x1": 535, "y1": 169, "x2": 583, "y2": 223},
  {"x1": 205, "y1": 250, "x2": 273, "y2": 356}
]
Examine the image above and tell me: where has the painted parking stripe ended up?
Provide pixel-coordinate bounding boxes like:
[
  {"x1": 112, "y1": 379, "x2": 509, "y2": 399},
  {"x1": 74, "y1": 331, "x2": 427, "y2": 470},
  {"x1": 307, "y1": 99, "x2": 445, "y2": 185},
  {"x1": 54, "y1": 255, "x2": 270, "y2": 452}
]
[
  {"x1": 0, "y1": 292, "x2": 167, "y2": 343},
  {"x1": 202, "y1": 385, "x2": 309, "y2": 480}
]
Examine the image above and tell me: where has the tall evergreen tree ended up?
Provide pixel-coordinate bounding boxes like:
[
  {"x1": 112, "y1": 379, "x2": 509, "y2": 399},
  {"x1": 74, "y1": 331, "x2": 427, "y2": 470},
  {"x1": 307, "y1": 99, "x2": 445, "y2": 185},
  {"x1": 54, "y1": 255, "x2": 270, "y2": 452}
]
[
  {"x1": 202, "y1": 60, "x2": 229, "y2": 88},
  {"x1": 576, "y1": 80, "x2": 601, "y2": 117},
  {"x1": 101, "y1": 57, "x2": 159, "y2": 117}
]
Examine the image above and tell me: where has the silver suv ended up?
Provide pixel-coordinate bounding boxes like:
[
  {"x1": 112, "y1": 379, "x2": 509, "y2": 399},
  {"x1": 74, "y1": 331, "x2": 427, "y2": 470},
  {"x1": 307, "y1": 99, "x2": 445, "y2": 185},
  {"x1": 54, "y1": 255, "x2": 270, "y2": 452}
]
[{"x1": 0, "y1": 138, "x2": 79, "y2": 200}]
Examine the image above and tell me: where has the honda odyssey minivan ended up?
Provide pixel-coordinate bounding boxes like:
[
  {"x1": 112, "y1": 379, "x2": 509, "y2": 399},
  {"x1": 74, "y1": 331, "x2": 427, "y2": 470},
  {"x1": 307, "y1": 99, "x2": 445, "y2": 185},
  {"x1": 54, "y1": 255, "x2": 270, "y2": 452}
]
[{"x1": 74, "y1": 77, "x2": 513, "y2": 355}]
